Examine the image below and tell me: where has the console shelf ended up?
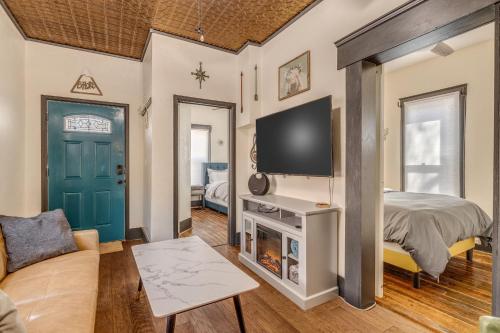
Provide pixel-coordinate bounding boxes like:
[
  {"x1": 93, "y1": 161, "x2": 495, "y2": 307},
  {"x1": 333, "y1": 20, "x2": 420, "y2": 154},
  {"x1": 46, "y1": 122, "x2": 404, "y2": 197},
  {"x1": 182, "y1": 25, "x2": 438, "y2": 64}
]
[{"x1": 239, "y1": 194, "x2": 340, "y2": 310}]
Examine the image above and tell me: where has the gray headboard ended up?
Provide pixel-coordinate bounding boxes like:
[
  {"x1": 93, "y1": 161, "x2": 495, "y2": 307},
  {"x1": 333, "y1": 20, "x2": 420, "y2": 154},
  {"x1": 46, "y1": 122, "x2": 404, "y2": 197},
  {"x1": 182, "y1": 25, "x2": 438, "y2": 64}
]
[{"x1": 203, "y1": 162, "x2": 228, "y2": 185}]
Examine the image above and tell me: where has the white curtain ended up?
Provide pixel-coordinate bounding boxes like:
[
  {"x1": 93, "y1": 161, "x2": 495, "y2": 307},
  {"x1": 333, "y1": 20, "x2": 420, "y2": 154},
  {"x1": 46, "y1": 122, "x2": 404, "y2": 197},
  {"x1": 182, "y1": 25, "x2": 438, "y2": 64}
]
[
  {"x1": 403, "y1": 91, "x2": 461, "y2": 196},
  {"x1": 191, "y1": 128, "x2": 210, "y2": 186}
]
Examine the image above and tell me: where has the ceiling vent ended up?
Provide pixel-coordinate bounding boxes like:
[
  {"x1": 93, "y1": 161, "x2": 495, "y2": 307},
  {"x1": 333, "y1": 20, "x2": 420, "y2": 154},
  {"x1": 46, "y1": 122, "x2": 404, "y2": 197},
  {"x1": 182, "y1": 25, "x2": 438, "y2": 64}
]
[{"x1": 430, "y1": 42, "x2": 455, "y2": 57}]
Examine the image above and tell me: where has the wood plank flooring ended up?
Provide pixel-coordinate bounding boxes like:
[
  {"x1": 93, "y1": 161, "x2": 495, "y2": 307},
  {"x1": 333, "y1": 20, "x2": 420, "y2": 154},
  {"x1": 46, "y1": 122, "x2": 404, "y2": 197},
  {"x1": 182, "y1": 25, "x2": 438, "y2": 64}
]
[
  {"x1": 181, "y1": 208, "x2": 228, "y2": 247},
  {"x1": 378, "y1": 250, "x2": 492, "y2": 333},
  {"x1": 95, "y1": 240, "x2": 430, "y2": 333}
]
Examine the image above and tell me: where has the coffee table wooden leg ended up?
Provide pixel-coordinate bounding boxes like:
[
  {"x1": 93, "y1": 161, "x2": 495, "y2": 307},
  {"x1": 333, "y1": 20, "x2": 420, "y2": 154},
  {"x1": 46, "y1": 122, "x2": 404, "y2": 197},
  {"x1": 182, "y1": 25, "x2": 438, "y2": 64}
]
[
  {"x1": 233, "y1": 295, "x2": 246, "y2": 333},
  {"x1": 166, "y1": 314, "x2": 176, "y2": 333}
]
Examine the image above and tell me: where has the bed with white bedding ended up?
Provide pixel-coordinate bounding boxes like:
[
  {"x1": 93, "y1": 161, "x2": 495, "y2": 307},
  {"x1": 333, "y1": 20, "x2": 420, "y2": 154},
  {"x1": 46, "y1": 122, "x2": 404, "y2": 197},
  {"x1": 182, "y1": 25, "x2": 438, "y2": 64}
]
[
  {"x1": 383, "y1": 190, "x2": 492, "y2": 287},
  {"x1": 203, "y1": 163, "x2": 229, "y2": 214}
]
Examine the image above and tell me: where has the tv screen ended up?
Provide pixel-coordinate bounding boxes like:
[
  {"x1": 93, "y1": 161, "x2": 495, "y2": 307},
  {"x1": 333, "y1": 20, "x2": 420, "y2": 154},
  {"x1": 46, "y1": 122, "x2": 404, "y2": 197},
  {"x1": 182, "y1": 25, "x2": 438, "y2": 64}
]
[{"x1": 256, "y1": 96, "x2": 332, "y2": 176}]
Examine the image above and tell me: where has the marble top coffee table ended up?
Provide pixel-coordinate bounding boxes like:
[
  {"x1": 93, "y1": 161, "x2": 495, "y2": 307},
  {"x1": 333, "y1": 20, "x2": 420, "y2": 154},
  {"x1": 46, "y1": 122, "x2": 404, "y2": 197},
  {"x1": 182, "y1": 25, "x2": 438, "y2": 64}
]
[{"x1": 132, "y1": 236, "x2": 259, "y2": 333}]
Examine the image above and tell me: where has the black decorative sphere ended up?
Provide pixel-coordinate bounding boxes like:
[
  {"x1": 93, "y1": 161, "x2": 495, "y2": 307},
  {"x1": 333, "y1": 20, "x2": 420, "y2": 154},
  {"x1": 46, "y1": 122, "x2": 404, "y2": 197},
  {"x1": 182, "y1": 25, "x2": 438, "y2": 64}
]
[{"x1": 248, "y1": 173, "x2": 270, "y2": 196}]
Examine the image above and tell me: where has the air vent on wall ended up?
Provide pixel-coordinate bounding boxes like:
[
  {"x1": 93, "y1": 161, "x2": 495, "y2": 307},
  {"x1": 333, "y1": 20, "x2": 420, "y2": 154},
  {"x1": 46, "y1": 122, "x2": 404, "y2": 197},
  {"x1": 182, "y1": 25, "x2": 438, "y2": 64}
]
[{"x1": 430, "y1": 42, "x2": 455, "y2": 57}]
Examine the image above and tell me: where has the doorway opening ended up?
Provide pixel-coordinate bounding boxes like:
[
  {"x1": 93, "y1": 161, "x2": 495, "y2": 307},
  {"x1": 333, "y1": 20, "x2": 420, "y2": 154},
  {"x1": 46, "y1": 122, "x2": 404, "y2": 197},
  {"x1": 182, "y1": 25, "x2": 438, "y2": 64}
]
[
  {"x1": 173, "y1": 96, "x2": 237, "y2": 247},
  {"x1": 376, "y1": 23, "x2": 495, "y2": 332}
]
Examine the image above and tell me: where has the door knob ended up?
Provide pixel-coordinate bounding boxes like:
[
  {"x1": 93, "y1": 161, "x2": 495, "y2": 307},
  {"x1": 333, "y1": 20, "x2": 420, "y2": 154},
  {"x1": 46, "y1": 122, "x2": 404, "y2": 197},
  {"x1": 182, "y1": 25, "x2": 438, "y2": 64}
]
[
  {"x1": 117, "y1": 179, "x2": 126, "y2": 185},
  {"x1": 116, "y1": 164, "x2": 124, "y2": 175}
]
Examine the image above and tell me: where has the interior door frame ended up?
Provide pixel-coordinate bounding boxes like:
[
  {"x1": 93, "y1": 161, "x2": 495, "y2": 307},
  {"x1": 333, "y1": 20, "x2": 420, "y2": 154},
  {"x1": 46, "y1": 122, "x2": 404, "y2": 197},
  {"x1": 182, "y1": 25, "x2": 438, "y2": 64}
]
[
  {"x1": 173, "y1": 95, "x2": 237, "y2": 246},
  {"x1": 335, "y1": 0, "x2": 500, "y2": 312},
  {"x1": 41, "y1": 95, "x2": 132, "y2": 239}
]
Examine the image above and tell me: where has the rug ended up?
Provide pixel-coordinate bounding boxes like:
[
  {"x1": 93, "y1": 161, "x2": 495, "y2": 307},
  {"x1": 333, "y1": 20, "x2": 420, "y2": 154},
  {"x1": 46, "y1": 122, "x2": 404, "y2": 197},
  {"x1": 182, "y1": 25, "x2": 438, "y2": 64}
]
[{"x1": 99, "y1": 241, "x2": 123, "y2": 254}]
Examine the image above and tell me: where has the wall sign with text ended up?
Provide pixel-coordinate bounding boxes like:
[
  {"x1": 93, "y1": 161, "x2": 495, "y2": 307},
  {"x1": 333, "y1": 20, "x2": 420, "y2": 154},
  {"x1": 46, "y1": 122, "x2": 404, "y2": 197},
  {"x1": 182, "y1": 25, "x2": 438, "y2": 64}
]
[{"x1": 71, "y1": 74, "x2": 103, "y2": 96}]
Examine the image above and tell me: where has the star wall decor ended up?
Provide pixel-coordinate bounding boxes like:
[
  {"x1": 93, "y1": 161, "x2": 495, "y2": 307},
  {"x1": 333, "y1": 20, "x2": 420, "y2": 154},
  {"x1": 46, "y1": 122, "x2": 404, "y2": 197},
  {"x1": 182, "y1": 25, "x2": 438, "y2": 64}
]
[{"x1": 191, "y1": 62, "x2": 210, "y2": 89}]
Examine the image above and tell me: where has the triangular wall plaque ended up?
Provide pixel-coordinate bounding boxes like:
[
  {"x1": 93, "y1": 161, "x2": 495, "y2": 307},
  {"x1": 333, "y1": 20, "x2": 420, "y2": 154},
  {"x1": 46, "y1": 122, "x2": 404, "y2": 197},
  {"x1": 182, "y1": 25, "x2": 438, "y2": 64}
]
[{"x1": 71, "y1": 74, "x2": 103, "y2": 96}]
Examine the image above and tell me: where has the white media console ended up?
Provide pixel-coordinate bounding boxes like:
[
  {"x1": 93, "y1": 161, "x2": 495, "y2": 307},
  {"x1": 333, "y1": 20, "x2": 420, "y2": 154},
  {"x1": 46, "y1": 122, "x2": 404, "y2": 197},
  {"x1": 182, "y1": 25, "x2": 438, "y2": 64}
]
[{"x1": 239, "y1": 194, "x2": 340, "y2": 310}]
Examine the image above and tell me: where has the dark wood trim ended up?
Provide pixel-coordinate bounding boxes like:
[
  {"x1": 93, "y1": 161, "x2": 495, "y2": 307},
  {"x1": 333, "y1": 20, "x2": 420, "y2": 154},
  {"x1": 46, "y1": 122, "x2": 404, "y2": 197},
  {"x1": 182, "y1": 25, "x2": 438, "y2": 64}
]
[
  {"x1": 335, "y1": 0, "x2": 498, "y2": 69},
  {"x1": 344, "y1": 60, "x2": 379, "y2": 309},
  {"x1": 399, "y1": 84, "x2": 467, "y2": 197},
  {"x1": 493, "y1": 2, "x2": 500, "y2": 316},
  {"x1": 126, "y1": 227, "x2": 146, "y2": 241},
  {"x1": 173, "y1": 95, "x2": 237, "y2": 246},
  {"x1": 41, "y1": 95, "x2": 132, "y2": 240},
  {"x1": 179, "y1": 218, "x2": 192, "y2": 234}
]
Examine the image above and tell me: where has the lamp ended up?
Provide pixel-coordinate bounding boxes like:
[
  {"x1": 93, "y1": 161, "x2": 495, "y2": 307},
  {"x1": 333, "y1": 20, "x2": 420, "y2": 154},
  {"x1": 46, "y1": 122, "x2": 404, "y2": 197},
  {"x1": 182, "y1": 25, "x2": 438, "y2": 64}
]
[{"x1": 195, "y1": 0, "x2": 205, "y2": 42}]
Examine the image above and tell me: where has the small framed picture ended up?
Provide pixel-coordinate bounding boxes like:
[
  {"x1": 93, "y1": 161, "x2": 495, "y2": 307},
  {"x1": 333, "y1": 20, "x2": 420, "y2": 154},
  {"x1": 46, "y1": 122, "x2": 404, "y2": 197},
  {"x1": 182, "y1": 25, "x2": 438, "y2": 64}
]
[{"x1": 278, "y1": 51, "x2": 311, "y2": 100}]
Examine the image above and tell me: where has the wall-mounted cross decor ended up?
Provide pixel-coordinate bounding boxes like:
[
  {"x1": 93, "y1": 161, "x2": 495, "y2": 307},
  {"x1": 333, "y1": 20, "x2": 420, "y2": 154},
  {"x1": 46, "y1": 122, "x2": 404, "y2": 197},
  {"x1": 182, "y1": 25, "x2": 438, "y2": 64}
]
[{"x1": 191, "y1": 62, "x2": 210, "y2": 89}]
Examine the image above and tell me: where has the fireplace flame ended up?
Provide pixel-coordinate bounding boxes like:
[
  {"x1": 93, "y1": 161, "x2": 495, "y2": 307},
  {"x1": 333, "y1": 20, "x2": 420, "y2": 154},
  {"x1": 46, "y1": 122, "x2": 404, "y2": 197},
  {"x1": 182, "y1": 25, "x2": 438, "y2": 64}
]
[{"x1": 259, "y1": 249, "x2": 281, "y2": 275}]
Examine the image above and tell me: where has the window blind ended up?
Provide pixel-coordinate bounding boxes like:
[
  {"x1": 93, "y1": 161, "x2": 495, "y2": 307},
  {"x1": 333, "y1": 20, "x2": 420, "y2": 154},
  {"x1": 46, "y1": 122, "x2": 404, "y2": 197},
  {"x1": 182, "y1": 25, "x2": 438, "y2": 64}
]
[
  {"x1": 191, "y1": 128, "x2": 210, "y2": 186},
  {"x1": 403, "y1": 91, "x2": 462, "y2": 196}
]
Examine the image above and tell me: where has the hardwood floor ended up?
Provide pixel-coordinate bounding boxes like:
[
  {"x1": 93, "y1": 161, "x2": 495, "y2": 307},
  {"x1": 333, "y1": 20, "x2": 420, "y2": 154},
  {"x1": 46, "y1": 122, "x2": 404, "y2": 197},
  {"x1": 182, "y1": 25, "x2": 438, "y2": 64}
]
[
  {"x1": 95, "y1": 240, "x2": 430, "y2": 333},
  {"x1": 181, "y1": 208, "x2": 228, "y2": 247},
  {"x1": 378, "y1": 250, "x2": 492, "y2": 333}
]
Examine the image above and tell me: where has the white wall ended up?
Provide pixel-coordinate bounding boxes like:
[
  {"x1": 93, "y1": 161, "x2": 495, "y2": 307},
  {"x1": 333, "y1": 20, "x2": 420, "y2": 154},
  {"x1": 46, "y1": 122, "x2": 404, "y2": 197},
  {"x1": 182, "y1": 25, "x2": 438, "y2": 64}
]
[
  {"x1": 235, "y1": 0, "x2": 409, "y2": 285},
  {"x1": 190, "y1": 104, "x2": 229, "y2": 163},
  {"x1": 0, "y1": 8, "x2": 25, "y2": 216},
  {"x1": 24, "y1": 42, "x2": 145, "y2": 228},
  {"x1": 383, "y1": 40, "x2": 495, "y2": 216},
  {"x1": 142, "y1": 43, "x2": 153, "y2": 240},
  {"x1": 178, "y1": 103, "x2": 192, "y2": 223},
  {"x1": 146, "y1": 33, "x2": 238, "y2": 241}
]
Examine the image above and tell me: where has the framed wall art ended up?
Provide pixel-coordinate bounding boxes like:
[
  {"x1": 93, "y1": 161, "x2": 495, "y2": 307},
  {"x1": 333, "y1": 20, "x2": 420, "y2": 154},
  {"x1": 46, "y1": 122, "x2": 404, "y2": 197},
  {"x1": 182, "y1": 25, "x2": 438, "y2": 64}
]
[{"x1": 278, "y1": 51, "x2": 310, "y2": 100}]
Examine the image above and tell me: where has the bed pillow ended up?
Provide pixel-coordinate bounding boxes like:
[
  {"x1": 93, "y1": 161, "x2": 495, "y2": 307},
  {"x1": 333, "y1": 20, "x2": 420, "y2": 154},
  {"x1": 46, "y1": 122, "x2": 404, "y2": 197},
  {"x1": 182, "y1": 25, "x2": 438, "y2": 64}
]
[
  {"x1": 0, "y1": 209, "x2": 78, "y2": 273},
  {"x1": 207, "y1": 168, "x2": 228, "y2": 183}
]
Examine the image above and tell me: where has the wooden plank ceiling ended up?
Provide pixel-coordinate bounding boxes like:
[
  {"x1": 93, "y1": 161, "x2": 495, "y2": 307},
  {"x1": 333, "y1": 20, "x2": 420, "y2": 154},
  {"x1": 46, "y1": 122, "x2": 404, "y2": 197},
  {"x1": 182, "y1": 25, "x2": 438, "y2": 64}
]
[{"x1": 3, "y1": 0, "x2": 318, "y2": 59}]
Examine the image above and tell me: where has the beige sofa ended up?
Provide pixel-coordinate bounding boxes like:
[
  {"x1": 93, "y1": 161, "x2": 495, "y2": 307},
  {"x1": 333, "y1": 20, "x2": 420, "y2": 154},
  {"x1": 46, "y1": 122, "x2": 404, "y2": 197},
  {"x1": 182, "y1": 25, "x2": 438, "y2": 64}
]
[{"x1": 0, "y1": 229, "x2": 100, "y2": 333}]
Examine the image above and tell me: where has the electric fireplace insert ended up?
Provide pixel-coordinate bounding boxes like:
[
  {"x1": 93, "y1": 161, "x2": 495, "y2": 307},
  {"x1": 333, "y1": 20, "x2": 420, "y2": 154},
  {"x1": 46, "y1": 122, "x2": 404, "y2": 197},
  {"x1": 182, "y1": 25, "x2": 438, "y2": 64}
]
[{"x1": 256, "y1": 224, "x2": 282, "y2": 278}]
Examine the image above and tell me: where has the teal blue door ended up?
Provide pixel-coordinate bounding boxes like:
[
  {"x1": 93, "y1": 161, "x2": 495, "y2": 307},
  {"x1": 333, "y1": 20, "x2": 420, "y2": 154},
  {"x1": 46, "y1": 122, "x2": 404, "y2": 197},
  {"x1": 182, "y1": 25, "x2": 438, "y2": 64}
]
[{"x1": 47, "y1": 100, "x2": 125, "y2": 242}]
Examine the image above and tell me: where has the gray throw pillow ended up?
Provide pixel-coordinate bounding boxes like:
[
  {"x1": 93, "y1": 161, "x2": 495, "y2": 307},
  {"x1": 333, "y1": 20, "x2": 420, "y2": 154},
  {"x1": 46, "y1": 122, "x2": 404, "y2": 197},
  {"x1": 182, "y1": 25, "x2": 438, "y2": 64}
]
[{"x1": 0, "y1": 209, "x2": 78, "y2": 273}]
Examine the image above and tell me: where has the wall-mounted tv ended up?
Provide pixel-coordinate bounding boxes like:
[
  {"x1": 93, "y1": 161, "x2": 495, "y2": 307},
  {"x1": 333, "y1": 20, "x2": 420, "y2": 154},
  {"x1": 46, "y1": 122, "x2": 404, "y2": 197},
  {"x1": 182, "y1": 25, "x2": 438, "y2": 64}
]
[{"x1": 256, "y1": 96, "x2": 333, "y2": 177}]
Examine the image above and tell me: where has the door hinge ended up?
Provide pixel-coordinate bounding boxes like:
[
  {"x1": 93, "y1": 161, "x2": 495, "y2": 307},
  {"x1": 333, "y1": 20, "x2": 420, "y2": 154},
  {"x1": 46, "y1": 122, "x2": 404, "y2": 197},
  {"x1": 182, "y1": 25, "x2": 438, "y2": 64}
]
[{"x1": 46, "y1": 167, "x2": 49, "y2": 177}]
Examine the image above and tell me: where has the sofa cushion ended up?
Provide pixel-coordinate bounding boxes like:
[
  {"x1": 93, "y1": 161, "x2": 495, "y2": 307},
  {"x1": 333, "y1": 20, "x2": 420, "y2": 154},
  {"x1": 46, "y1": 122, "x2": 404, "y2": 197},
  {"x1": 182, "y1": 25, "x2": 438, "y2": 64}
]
[
  {"x1": 0, "y1": 290, "x2": 26, "y2": 333},
  {"x1": 0, "y1": 229, "x2": 7, "y2": 280},
  {"x1": 1, "y1": 249, "x2": 99, "y2": 333},
  {"x1": 0, "y1": 210, "x2": 78, "y2": 273}
]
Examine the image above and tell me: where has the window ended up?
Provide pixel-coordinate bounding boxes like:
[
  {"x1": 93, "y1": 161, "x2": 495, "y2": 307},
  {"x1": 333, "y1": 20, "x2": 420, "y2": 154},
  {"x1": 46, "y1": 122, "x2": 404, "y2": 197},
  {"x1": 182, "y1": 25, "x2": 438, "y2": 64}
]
[
  {"x1": 191, "y1": 125, "x2": 211, "y2": 186},
  {"x1": 401, "y1": 85, "x2": 465, "y2": 197},
  {"x1": 64, "y1": 115, "x2": 112, "y2": 134}
]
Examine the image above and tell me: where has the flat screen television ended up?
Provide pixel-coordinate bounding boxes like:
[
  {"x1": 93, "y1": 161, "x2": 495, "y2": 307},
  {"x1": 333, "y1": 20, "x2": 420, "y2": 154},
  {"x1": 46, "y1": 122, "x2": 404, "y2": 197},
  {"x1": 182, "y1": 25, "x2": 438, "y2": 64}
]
[{"x1": 256, "y1": 96, "x2": 332, "y2": 177}]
